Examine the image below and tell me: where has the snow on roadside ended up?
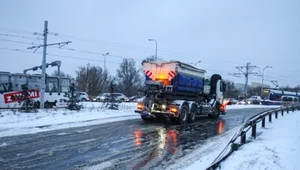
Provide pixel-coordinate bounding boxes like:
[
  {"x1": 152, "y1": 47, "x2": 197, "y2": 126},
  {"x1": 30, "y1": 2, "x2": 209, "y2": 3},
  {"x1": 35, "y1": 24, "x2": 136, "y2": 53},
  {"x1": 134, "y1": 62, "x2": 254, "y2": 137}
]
[
  {"x1": 219, "y1": 110, "x2": 300, "y2": 170},
  {"x1": 184, "y1": 109, "x2": 300, "y2": 170},
  {"x1": 0, "y1": 103, "x2": 278, "y2": 138},
  {"x1": 0, "y1": 102, "x2": 139, "y2": 137},
  {"x1": 165, "y1": 125, "x2": 243, "y2": 170}
]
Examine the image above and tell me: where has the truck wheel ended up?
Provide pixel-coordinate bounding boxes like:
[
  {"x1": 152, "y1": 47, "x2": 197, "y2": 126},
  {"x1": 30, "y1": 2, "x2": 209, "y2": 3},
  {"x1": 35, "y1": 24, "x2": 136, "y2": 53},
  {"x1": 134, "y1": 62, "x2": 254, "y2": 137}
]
[
  {"x1": 188, "y1": 105, "x2": 197, "y2": 123},
  {"x1": 208, "y1": 102, "x2": 220, "y2": 119},
  {"x1": 178, "y1": 104, "x2": 189, "y2": 125}
]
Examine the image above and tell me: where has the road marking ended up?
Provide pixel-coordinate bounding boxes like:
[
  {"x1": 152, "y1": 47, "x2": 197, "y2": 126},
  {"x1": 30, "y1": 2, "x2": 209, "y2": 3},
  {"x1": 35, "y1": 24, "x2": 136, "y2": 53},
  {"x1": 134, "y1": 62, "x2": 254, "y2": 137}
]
[
  {"x1": 84, "y1": 161, "x2": 113, "y2": 170},
  {"x1": 0, "y1": 142, "x2": 8, "y2": 147},
  {"x1": 79, "y1": 139, "x2": 96, "y2": 144}
]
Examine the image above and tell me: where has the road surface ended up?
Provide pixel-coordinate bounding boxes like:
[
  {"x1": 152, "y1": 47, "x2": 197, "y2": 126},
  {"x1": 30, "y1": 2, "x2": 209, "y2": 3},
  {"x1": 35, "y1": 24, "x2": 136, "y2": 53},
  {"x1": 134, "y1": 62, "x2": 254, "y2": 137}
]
[{"x1": 0, "y1": 108, "x2": 273, "y2": 170}]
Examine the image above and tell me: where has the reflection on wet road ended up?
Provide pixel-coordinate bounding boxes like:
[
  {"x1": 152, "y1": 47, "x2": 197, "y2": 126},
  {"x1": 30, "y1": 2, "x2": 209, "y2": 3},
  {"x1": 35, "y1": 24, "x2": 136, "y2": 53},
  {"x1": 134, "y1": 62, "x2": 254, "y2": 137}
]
[{"x1": 0, "y1": 108, "x2": 273, "y2": 170}]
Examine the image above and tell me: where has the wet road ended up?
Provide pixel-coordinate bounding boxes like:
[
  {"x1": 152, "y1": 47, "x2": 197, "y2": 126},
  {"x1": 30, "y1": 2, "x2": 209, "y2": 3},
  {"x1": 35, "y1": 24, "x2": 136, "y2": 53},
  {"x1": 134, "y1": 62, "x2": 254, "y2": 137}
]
[{"x1": 0, "y1": 108, "x2": 273, "y2": 170}]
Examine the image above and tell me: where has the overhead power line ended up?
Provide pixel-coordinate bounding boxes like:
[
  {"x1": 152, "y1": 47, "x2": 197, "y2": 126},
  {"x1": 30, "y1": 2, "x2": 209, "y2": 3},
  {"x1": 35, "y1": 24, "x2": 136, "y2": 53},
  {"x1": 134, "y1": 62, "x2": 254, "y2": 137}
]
[
  {"x1": 0, "y1": 27, "x2": 43, "y2": 36},
  {"x1": 0, "y1": 33, "x2": 41, "y2": 40},
  {"x1": 0, "y1": 38, "x2": 39, "y2": 45},
  {"x1": 52, "y1": 46, "x2": 145, "y2": 62},
  {"x1": 0, "y1": 47, "x2": 121, "y2": 64}
]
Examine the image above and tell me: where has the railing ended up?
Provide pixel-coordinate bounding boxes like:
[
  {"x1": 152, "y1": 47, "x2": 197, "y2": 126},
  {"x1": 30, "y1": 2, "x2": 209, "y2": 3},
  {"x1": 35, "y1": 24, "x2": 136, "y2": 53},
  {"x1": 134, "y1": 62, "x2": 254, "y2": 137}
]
[{"x1": 206, "y1": 104, "x2": 300, "y2": 170}]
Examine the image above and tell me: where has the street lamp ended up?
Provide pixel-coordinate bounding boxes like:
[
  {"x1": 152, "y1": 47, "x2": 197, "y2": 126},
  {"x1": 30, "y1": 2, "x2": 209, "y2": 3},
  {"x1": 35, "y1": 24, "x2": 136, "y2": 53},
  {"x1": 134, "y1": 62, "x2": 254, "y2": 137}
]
[
  {"x1": 148, "y1": 39, "x2": 157, "y2": 60},
  {"x1": 261, "y1": 66, "x2": 272, "y2": 96},
  {"x1": 102, "y1": 52, "x2": 109, "y2": 71},
  {"x1": 190, "y1": 61, "x2": 201, "y2": 67}
]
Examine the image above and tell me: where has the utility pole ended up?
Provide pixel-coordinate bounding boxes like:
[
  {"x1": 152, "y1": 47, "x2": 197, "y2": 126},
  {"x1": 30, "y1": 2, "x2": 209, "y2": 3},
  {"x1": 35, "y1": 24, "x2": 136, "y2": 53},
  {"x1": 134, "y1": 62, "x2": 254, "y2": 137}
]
[
  {"x1": 28, "y1": 21, "x2": 71, "y2": 109},
  {"x1": 229, "y1": 62, "x2": 259, "y2": 98},
  {"x1": 260, "y1": 66, "x2": 272, "y2": 96},
  {"x1": 101, "y1": 52, "x2": 109, "y2": 93},
  {"x1": 102, "y1": 52, "x2": 109, "y2": 72},
  {"x1": 148, "y1": 39, "x2": 157, "y2": 60}
]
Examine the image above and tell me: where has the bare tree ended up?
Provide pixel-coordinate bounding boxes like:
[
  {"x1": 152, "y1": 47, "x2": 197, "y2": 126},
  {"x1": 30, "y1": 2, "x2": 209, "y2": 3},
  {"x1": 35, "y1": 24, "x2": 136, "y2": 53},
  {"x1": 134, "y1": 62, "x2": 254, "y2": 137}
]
[
  {"x1": 75, "y1": 64, "x2": 109, "y2": 96},
  {"x1": 115, "y1": 59, "x2": 142, "y2": 96},
  {"x1": 223, "y1": 80, "x2": 240, "y2": 98},
  {"x1": 142, "y1": 55, "x2": 162, "y2": 62},
  {"x1": 51, "y1": 70, "x2": 72, "y2": 78}
]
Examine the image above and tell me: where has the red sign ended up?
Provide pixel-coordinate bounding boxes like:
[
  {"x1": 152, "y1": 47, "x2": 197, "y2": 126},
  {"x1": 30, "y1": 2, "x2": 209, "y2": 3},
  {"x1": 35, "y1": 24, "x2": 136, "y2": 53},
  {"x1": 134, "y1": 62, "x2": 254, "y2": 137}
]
[{"x1": 3, "y1": 89, "x2": 40, "y2": 104}]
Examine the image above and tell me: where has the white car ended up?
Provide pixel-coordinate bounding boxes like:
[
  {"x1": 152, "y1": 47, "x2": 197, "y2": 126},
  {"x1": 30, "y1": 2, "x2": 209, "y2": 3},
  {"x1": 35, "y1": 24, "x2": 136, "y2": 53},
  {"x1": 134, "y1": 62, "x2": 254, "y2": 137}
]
[
  {"x1": 76, "y1": 92, "x2": 89, "y2": 102},
  {"x1": 247, "y1": 96, "x2": 262, "y2": 105},
  {"x1": 95, "y1": 93, "x2": 129, "y2": 102}
]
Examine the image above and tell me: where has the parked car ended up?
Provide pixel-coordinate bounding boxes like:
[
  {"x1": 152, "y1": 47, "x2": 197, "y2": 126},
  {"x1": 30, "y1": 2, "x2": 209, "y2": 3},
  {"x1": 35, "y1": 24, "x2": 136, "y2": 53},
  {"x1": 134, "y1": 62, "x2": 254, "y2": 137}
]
[
  {"x1": 237, "y1": 100, "x2": 246, "y2": 105},
  {"x1": 223, "y1": 98, "x2": 238, "y2": 105},
  {"x1": 113, "y1": 93, "x2": 129, "y2": 102},
  {"x1": 94, "y1": 93, "x2": 129, "y2": 102},
  {"x1": 247, "y1": 96, "x2": 262, "y2": 105},
  {"x1": 128, "y1": 95, "x2": 139, "y2": 102},
  {"x1": 94, "y1": 93, "x2": 110, "y2": 102},
  {"x1": 76, "y1": 91, "x2": 89, "y2": 102},
  {"x1": 135, "y1": 96, "x2": 146, "y2": 102}
]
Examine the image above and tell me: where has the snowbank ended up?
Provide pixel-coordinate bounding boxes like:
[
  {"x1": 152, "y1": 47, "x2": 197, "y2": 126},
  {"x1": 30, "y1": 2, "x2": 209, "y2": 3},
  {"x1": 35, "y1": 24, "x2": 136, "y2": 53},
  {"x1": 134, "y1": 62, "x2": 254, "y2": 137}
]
[
  {"x1": 220, "y1": 110, "x2": 300, "y2": 170},
  {"x1": 0, "y1": 103, "x2": 278, "y2": 137},
  {"x1": 185, "y1": 109, "x2": 300, "y2": 170}
]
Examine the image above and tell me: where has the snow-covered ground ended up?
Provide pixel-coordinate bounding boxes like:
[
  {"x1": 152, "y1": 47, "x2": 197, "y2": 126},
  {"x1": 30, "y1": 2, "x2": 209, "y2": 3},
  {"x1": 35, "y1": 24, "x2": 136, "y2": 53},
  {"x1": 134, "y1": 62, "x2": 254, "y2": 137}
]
[
  {"x1": 184, "y1": 108, "x2": 300, "y2": 170},
  {"x1": 0, "y1": 102, "x2": 277, "y2": 137},
  {"x1": 1, "y1": 102, "x2": 294, "y2": 170},
  {"x1": 0, "y1": 102, "x2": 277, "y2": 138}
]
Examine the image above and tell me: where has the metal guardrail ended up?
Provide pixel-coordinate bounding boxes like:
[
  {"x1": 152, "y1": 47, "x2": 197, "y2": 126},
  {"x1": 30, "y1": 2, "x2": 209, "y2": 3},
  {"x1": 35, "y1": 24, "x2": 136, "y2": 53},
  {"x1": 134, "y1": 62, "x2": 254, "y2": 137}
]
[{"x1": 206, "y1": 104, "x2": 300, "y2": 170}]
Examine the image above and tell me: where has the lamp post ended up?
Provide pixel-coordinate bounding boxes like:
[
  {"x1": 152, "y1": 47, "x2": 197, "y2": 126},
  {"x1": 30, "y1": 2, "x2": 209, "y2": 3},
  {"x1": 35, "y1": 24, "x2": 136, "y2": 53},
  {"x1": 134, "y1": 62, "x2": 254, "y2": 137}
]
[
  {"x1": 148, "y1": 39, "x2": 157, "y2": 60},
  {"x1": 102, "y1": 52, "x2": 109, "y2": 72},
  {"x1": 261, "y1": 66, "x2": 272, "y2": 96},
  {"x1": 190, "y1": 61, "x2": 201, "y2": 67}
]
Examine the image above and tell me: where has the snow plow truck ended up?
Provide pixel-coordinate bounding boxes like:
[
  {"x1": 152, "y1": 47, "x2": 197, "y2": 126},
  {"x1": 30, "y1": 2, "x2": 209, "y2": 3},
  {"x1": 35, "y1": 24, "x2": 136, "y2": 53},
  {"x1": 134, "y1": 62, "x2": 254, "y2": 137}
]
[{"x1": 134, "y1": 60, "x2": 227, "y2": 125}]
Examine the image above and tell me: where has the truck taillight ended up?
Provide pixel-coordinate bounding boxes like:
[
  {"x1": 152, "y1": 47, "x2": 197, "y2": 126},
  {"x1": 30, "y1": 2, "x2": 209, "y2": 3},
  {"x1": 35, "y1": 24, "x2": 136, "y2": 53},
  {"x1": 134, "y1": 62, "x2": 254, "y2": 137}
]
[
  {"x1": 137, "y1": 102, "x2": 144, "y2": 110},
  {"x1": 170, "y1": 106, "x2": 178, "y2": 113}
]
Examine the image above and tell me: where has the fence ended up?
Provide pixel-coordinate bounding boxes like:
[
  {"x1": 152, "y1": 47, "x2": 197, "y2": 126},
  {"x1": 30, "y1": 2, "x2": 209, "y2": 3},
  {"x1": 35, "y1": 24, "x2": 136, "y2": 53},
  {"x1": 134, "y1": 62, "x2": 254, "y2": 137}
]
[{"x1": 206, "y1": 104, "x2": 300, "y2": 170}]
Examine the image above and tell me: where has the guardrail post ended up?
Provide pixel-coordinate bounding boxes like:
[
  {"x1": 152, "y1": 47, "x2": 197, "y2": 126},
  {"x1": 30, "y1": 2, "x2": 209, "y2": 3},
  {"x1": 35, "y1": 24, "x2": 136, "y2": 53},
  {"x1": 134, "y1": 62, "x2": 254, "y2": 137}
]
[
  {"x1": 251, "y1": 123, "x2": 257, "y2": 139},
  {"x1": 241, "y1": 131, "x2": 246, "y2": 144},
  {"x1": 232, "y1": 143, "x2": 239, "y2": 151},
  {"x1": 281, "y1": 109, "x2": 284, "y2": 116},
  {"x1": 262, "y1": 117, "x2": 265, "y2": 128},
  {"x1": 275, "y1": 111, "x2": 278, "y2": 119},
  {"x1": 269, "y1": 113, "x2": 272, "y2": 122}
]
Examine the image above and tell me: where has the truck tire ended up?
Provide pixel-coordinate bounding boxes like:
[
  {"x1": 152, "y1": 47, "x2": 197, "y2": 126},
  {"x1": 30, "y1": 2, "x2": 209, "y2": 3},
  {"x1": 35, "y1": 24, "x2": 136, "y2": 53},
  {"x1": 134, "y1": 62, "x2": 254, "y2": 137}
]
[
  {"x1": 208, "y1": 102, "x2": 220, "y2": 119},
  {"x1": 172, "y1": 104, "x2": 189, "y2": 125},
  {"x1": 188, "y1": 104, "x2": 197, "y2": 123}
]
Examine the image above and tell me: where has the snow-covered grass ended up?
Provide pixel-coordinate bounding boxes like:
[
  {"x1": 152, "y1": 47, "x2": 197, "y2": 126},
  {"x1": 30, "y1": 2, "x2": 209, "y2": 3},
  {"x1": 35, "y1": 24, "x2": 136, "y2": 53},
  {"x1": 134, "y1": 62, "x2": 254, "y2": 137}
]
[
  {"x1": 184, "y1": 109, "x2": 300, "y2": 170},
  {"x1": 0, "y1": 102, "x2": 278, "y2": 138}
]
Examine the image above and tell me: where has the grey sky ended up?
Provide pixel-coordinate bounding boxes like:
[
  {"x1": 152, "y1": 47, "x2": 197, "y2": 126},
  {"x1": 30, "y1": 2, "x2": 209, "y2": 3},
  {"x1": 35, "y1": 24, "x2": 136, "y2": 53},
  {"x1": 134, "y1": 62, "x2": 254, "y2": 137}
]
[{"x1": 0, "y1": 0, "x2": 299, "y2": 87}]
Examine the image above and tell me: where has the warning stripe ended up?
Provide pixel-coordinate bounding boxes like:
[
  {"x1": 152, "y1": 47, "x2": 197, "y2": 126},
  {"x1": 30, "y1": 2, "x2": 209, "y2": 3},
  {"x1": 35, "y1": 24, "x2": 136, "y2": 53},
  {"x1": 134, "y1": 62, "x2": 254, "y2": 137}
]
[
  {"x1": 145, "y1": 70, "x2": 153, "y2": 77},
  {"x1": 168, "y1": 71, "x2": 176, "y2": 78}
]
